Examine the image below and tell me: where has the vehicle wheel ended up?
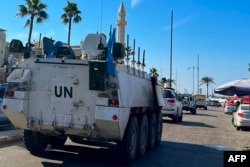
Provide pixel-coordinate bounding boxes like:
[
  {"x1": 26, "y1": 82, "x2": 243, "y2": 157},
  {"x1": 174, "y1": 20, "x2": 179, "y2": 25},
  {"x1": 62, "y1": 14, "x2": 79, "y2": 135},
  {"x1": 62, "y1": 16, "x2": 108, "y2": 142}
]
[
  {"x1": 148, "y1": 112, "x2": 157, "y2": 150},
  {"x1": 178, "y1": 111, "x2": 183, "y2": 122},
  {"x1": 23, "y1": 129, "x2": 49, "y2": 153},
  {"x1": 117, "y1": 115, "x2": 139, "y2": 164},
  {"x1": 191, "y1": 108, "x2": 197, "y2": 115},
  {"x1": 155, "y1": 111, "x2": 163, "y2": 146},
  {"x1": 173, "y1": 110, "x2": 179, "y2": 123},
  {"x1": 236, "y1": 126, "x2": 241, "y2": 131},
  {"x1": 204, "y1": 107, "x2": 207, "y2": 110},
  {"x1": 138, "y1": 114, "x2": 148, "y2": 157},
  {"x1": 49, "y1": 135, "x2": 67, "y2": 148}
]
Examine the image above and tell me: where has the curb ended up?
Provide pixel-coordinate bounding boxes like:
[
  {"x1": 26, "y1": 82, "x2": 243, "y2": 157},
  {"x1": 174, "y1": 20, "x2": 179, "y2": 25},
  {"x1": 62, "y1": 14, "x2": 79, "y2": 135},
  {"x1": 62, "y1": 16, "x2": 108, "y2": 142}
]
[{"x1": 0, "y1": 129, "x2": 23, "y2": 146}]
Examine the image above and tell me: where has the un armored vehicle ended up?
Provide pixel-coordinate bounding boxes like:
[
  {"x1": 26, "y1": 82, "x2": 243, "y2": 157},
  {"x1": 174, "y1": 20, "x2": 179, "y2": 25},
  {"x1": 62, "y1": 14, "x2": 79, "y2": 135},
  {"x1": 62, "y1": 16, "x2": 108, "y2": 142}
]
[{"x1": 2, "y1": 31, "x2": 164, "y2": 164}]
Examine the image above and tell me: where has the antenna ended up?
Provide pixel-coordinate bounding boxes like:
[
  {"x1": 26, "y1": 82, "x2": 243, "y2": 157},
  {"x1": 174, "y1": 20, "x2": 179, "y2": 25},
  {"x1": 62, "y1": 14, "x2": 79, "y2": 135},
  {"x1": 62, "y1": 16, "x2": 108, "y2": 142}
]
[{"x1": 100, "y1": 0, "x2": 103, "y2": 33}]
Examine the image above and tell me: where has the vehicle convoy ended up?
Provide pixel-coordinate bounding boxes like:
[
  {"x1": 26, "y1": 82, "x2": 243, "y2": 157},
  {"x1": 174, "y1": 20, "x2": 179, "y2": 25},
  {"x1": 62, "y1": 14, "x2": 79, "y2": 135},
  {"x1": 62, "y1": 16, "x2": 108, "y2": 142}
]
[
  {"x1": 179, "y1": 93, "x2": 197, "y2": 114},
  {"x1": 193, "y1": 94, "x2": 207, "y2": 110},
  {"x1": 161, "y1": 88, "x2": 183, "y2": 123},
  {"x1": 2, "y1": 31, "x2": 164, "y2": 164}
]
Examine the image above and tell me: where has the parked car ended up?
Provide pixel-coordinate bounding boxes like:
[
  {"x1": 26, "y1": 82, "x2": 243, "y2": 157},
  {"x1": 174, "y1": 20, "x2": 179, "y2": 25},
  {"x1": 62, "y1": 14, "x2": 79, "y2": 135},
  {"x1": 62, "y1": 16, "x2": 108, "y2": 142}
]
[
  {"x1": 233, "y1": 104, "x2": 250, "y2": 130},
  {"x1": 224, "y1": 103, "x2": 236, "y2": 114},
  {"x1": 0, "y1": 83, "x2": 12, "y2": 128},
  {"x1": 161, "y1": 88, "x2": 183, "y2": 123},
  {"x1": 209, "y1": 100, "x2": 221, "y2": 107}
]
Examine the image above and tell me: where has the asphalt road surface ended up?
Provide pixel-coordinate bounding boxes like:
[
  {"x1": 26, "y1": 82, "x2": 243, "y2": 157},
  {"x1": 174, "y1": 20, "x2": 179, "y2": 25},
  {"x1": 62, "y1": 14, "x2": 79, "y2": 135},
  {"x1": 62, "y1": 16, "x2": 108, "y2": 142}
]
[{"x1": 0, "y1": 106, "x2": 249, "y2": 167}]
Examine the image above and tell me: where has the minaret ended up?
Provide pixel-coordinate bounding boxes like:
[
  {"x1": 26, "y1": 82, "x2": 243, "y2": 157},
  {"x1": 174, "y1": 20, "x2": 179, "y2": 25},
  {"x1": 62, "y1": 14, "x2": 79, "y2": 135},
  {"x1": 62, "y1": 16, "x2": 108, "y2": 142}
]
[{"x1": 116, "y1": 1, "x2": 127, "y2": 44}]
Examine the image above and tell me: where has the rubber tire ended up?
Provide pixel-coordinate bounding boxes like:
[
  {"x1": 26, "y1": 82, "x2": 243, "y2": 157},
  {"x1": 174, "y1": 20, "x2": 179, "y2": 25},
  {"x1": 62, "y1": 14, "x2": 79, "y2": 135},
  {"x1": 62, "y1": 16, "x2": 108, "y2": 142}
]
[
  {"x1": 23, "y1": 130, "x2": 49, "y2": 153},
  {"x1": 117, "y1": 115, "x2": 139, "y2": 164},
  {"x1": 138, "y1": 114, "x2": 148, "y2": 157},
  {"x1": 49, "y1": 136, "x2": 67, "y2": 148},
  {"x1": 178, "y1": 111, "x2": 183, "y2": 123},
  {"x1": 191, "y1": 108, "x2": 197, "y2": 115},
  {"x1": 148, "y1": 112, "x2": 157, "y2": 151},
  {"x1": 173, "y1": 110, "x2": 179, "y2": 123},
  {"x1": 155, "y1": 111, "x2": 163, "y2": 146}
]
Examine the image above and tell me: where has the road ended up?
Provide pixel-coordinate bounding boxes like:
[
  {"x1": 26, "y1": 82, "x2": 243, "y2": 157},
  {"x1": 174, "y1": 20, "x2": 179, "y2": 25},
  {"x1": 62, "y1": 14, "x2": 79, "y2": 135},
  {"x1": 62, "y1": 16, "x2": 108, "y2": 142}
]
[
  {"x1": 163, "y1": 107, "x2": 250, "y2": 151},
  {"x1": 0, "y1": 106, "x2": 249, "y2": 167}
]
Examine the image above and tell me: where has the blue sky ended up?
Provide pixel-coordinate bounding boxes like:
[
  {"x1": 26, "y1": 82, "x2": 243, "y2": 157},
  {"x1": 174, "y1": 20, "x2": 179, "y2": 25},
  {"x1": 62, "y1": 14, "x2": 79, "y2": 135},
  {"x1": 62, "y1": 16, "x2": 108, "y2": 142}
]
[{"x1": 0, "y1": 0, "x2": 250, "y2": 95}]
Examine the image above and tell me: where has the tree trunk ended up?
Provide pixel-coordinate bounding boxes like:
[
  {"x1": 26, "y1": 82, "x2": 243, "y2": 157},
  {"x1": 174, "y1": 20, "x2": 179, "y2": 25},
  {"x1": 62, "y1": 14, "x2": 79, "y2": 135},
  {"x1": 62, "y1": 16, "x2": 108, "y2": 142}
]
[
  {"x1": 68, "y1": 17, "x2": 72, "y2": 45},
  {"x1": 28, "y1": 15, "x2": 34, "y2": 46},
  {"x1": 206, "y1": 84, "x2": 209, "y2": 98}
]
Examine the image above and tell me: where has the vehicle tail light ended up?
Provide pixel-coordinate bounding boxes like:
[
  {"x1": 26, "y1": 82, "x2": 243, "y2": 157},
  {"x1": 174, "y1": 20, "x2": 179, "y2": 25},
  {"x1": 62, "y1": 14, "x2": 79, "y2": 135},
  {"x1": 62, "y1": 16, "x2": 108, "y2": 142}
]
[
  {"x1": 2, "y1": 105, "x2": 7, "y2": 110},
  {"x1": 167, "y1": 99, "x2": 176, "y2": 104},
  {"x1": 109, "y1": 99, "x2": 119, "y2": 106},
  {"x1": 5, "y1": 90, "x2": 14, "y2": 97},
  {"x1": 238, "y1": 113, "x2": 244, "y2": 117}
]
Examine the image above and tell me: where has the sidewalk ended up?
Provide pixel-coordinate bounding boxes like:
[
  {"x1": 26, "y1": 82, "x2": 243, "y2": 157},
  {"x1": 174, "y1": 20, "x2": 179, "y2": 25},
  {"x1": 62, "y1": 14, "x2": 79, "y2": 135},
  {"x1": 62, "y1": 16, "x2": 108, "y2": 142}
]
[{"x1": 0, "y1": 129, "x2": 23, "y2": 146}]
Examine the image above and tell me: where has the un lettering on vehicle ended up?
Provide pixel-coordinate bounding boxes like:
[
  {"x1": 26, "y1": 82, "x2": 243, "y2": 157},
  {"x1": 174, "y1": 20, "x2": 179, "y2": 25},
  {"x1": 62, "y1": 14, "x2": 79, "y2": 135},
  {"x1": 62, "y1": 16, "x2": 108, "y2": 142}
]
[
  {"x1": 54, "y1": 86, "x2": 73, "y2": 98},
  {"x1": 51, "y1": 73, "x2": 76, "y2": 114}
]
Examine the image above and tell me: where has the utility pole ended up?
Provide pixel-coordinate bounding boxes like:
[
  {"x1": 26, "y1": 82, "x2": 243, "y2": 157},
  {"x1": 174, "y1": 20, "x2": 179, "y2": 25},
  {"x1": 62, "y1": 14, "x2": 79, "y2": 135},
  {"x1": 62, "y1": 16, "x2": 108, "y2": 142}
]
[
  {"x1": 197, "y1": 54, "x2": 199, "y2": 94},
  {"x1": 169, "y1": 10, "x2": 173, "y2": 88},
  {"x1": 188, "y1": 66, "x2": 197, "y2": 94}
]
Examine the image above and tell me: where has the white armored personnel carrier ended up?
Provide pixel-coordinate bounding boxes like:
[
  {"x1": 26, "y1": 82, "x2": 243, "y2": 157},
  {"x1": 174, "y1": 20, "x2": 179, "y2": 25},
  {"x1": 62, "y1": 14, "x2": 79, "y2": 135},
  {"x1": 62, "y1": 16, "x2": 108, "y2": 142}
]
[{"x1": 2, "y1": 31, "x2": 164, "y2": 164}]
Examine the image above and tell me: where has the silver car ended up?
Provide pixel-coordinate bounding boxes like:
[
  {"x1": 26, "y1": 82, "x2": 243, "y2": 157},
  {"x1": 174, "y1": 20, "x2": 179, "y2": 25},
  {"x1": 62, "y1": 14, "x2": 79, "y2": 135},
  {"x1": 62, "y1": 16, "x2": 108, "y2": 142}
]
[
  {"x1": 209, "y1": 100, "x2": 221, "y2": 107},
  {"x1": 224, "y1": 103, "x2": 236, "y2": 114}
]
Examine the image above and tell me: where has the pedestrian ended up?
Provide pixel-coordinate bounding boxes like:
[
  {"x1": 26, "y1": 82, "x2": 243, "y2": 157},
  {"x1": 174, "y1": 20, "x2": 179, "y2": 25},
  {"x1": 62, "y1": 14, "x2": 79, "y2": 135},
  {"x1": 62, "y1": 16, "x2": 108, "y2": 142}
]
[{"x1": 232, "y1": 101, "x2": 240, "y2": 124}]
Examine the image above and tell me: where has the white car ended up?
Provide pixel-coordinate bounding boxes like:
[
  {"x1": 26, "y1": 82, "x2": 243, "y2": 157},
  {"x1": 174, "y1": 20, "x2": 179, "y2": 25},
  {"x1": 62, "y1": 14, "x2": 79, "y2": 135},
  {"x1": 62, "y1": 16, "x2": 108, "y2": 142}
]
[
  {"x1": 224, "y1": 103, "x2": 236, "y2": 114},
  {"x1": 161, "y1": 88, "x2": 183, "y2": 123},
  {"x1": 233, "y1": 104, "x2": 250, "y2": 130}
]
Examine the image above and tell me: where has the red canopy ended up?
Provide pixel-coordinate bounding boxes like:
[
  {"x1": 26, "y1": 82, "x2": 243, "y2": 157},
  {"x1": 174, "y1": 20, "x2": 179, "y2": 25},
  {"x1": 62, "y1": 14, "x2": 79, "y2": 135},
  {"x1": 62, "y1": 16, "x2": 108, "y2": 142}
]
[
  {"x1": 226, "y1": 95, "x2": 238, "y2": 106},
  {"x1": 242, "y1": 96, "x2": 250, "y2": 104}
]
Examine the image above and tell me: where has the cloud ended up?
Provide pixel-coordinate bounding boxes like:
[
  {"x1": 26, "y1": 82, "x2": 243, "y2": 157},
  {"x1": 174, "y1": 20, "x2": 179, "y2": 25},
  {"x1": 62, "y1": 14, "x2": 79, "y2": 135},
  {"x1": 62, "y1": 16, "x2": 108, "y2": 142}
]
[
  {"x1": 131, "y1": 0, "x2": 142, "y2": 8},
  {"x1": 164, "y1": 15, "x2": 193, "y2": 30}
]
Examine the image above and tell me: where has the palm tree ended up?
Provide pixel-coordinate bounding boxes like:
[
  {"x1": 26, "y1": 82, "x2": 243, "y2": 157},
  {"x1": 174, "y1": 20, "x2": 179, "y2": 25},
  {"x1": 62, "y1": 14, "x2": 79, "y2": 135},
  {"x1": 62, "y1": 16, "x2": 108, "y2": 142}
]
[
  {"x1": 125, "y1": 46, "x2": 133, "y2": 58},
  {"x1": 200, "y1": 76, "x2": 215, "y2": 98},
  {"x1": 149, "y1": 67, "x2": 159, "y2": 78},
  {"x1": 16, "y1": 0, "x2": 48, "y2": 46},
  {"x1": 61, "y1": 1, "x2": 82, "y2": 45},
  {"x1": 161, "y1": 77, "x2": 175, "y2": 88}
]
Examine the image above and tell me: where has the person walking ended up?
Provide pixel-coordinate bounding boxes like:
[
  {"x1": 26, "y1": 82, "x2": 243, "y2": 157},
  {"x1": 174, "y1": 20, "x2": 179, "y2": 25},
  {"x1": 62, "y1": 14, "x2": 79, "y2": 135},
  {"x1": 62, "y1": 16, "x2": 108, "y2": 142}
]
[{"x1": 232, "y1": 101, "x2": 240, "y2": 124}]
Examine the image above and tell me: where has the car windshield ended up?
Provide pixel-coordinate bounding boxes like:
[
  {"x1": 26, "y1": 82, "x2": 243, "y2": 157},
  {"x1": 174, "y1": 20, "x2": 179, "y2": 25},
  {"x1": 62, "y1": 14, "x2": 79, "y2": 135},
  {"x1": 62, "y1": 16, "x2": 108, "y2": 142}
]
[{"x1": 162, "y1": 90, "x2": 175, "y2": 98}]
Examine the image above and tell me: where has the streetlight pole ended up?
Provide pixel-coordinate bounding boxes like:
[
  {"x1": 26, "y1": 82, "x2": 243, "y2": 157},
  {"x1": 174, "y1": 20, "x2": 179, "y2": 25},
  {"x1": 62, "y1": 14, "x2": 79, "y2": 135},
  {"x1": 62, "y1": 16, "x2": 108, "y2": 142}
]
[
  {"x1": 188, "y1": 66, "x2": 197, "y2": 94},
  {"x1": 197, "y1": 54, "x2": 199, "y2": 94},
  {"x1": 169, "y1": 10, "x2": 173, "y2": 88}
]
